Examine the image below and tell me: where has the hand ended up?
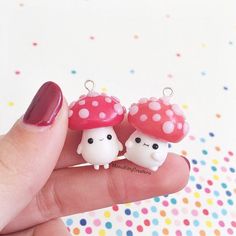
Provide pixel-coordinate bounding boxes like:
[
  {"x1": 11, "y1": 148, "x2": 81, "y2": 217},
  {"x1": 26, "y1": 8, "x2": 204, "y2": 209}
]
[{"x1": 0, "y1": 82, "x2": 190, "y2": 235}]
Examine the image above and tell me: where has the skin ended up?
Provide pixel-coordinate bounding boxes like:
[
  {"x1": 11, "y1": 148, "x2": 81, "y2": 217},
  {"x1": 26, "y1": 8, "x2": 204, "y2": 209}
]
[
  {"x1": 125, "y1": 130, "x2": 168, "y2": 171},
  {"x1": 0, "y1": 96, "x2": 190, "y2": 236},
  {"x1": 77, "y1": 127, "x2": 123, "y2": 169}
]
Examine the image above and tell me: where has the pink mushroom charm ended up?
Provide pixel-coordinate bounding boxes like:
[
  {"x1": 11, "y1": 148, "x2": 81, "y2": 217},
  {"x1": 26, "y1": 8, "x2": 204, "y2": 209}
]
[
  {"x1": 69, "y1": 80, "x2": 125, "y2": 170},
  {"x1": 125, "y1": 91, "x2": 189, "y2": 171}
]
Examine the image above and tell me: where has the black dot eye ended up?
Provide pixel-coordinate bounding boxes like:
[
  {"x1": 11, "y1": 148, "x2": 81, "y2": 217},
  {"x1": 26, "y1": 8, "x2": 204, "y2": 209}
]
[
  {"x1": 88, "y1": 138, "x2": 93, "y2": 144},
  {"x1": 152, "y1": 143, "x2": 159, "y2": 150},
  {"x1": 135, "y1": 137, "x2": 141, "y2": 143},
  {"x1": 107, "y1": 134, "x2": 112, "y2": 140}
]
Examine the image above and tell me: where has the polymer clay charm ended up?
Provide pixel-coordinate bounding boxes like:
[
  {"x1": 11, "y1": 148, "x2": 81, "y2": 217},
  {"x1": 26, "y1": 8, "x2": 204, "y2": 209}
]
[
  {"x1": 125, "y1": 88, "x2": 189, "y2": 171},
  {"x1": 68, "y1": 80, "x2": 125, "y2": 170}
]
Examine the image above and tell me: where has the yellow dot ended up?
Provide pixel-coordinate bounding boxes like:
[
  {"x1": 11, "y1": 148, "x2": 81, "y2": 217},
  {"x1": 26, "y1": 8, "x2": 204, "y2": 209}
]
[
  {"x1": 213, "y1": 175, "x2": 219, "y2": 180},
  {"x1": 183, "y1": 197, "x2": 189, "y2": 204},
  {"x1": 99, "y1": 229, "x2": 106, "y2": 236},
  {"x1": 201, "y1": 43, "x2": 207, "y2": 48},
  {"x1": 212, "y1": 159, "x2": 218, "y2": 165},
  {"x1": 125, "y1": 203, "x2": 131, "y2": 207},
  {"x1": 181, "y1": 150, "x2": 188, "y2": 156},
  {"x1": 101, "y1": 87, "x2": 108, "y2": 93},
  {"x1": 165, "y1": 218, "x2": 172, "y2": 225},
  {"x1": 104, "y1": 211, "x2": 110, "y2": 218},
  {"x1": 73, "y1": 227, "x2": 80, "y2": 235},
  {"x1": 194, "y1": 192, "x2": 200, "y2": 198},
  {"x1": 182, "y1": 104, "x2": 188, "y2": 109},
  {"x1": 207, "y1": 198, "x2": 213, "y2": 205},
  {"x1": 195, "y1": 201, "x2": 201, "y2": 207},
  {"x1": 8, "y1": 101, "x2": 14, "y2": 107},
  {"x1": 206, "y1": 220, "x2": 212, "y2": 227}
]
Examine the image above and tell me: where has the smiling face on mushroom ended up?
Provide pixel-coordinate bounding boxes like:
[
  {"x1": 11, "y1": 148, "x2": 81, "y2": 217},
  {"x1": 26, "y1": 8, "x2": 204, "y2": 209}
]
[{"x1": 125, "y1": 130, "x2": 168, "y2": 171}]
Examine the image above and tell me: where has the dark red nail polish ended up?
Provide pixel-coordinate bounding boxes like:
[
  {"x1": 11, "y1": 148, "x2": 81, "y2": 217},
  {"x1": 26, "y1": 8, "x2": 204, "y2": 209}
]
[
  {"x1": 23, "y1": 81, "x2": 63, "y2": 126},
  {"x1": 181, "y1": 155, "x2": 191, "y2": 171}
]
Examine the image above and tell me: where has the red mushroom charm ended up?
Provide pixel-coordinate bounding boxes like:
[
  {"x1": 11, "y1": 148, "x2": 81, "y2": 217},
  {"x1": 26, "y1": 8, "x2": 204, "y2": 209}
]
[
  {"x1": 69, "y1": 80, "x2": 125, "y2": 170},
  {"x1": 125, "y1": 89, "x2": 189, "y2": 171}
]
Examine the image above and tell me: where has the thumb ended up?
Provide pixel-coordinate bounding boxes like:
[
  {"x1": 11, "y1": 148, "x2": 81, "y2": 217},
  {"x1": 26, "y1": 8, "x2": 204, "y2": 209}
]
[{"x1": 0, "y1": 82, "x2": 68, "y2": 230}]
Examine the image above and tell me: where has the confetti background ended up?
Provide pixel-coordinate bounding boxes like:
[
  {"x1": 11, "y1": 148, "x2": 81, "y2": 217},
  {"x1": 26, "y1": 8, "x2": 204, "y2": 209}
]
[{"x1": 0, "y1": 0, "x2": 236, "y2": 235}]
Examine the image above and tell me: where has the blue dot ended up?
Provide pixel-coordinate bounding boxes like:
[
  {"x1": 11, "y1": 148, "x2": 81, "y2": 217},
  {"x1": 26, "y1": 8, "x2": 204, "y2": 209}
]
[
  {"x1": 229, "y1": 41, "x2": 233, "y2": 45},
  {"x1": 186, "y1": 230, "x2": 193, "y2": 236},
  {"x1": 228, "y1": 199, "x2": 234, "y2": 205},
  {"x1": 170, "y1": 198, "x2": 177, "y2": 204},
  {"x1": 168, "y1": 143, "x2": 172, "y2": 148},
  {"x1": 116, "y1": 229, "x2": 122, "y2": 236},
  {"x1": 209, "y1": 132, "x2": 215, "y2": 137},
  {"x1": 125, "y1": 209, "x2": 131, "y2": 215},
  {"x1": 80, "y1": 219, "x2": 87, "y2": 226},
  {"x1": 192, "y1": 159, "x2": 197, "y2": 164},
  {"x1": 163, "y1": 194, "x2": 169, "y2": 197},
  {"x1": 152, "y1": 218, "x2": 159, "y2": 225},
  {"x1": 200, "y1": 138, "x2": 206, "y2": 143},
  {"x1": 221, "y1": 183, "x2": 227, "y2": 189},
  {"x1": 200, "y1": 160, "x2": 206, "y2": 165},
  {"x1": 66, "y1": 218, "x2": 73, "y2": 226},
  {"x1": 211, "y1": 166, "x2": 217, "y2": 171},
  {"x1": 71, "y1": 70, "x2": 77, "y2": 74},
  {"x1": 213, "y1": 190, "x2": 220, "y2": 197},
  {"x1": 154, "y1": 197, "x2": 160, "y2": 202},
  {"x1": 212, "y1": 212, "x2": 218, "y2": 219},
  {"x1": 130, "y1": 69, "x2": 135, "y2": 74},
  {"x1": 193, "y1": 220, "x2": 199, "y2": 226},
  {"x1": 152, "y1": 231, "x2": 159, "y2": 236},
  {"x1": 230, "y1": 167, "x2": 235, "y2": 173},
  {"x1": 226, "y1": 190, "x2": 232, "y2": 196},
  {"x1": 190, "y1": 175, "x2": 195, "y2": 182},
  {"x1": 201, "y1": 71, "x2": 206, "y2": 76},
  {"x1": 126, "y1": 230, "x2": 133, "y2": 236},
  {"x1": 221, "y1": 209, "x2": 227, "y2": 215},
  {"x1": 151, "y1": 206, "x2": 157, "y2": 212},
  {"x1": 196, "y1": 184, "x2": 202, "y2": 190},
  {"x1": 223, "y1": 86, "x2": 228, "y2": 90},
  {"x1": 133, "y1": 211, "x2": 139, "y2": 218},
  {"x1": 202, "y1": 149, "x2": 208, "y2": 155},
  {"x1": 105, "y1": 222, "x2": 112, "y2": 229}
]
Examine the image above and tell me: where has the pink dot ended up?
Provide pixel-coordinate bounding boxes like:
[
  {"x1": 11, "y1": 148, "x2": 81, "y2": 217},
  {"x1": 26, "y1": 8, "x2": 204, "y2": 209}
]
[
  {"x1": 137, "y1": 225, "x2": 143, "y2": 232},
  {"x1": 189, "y1": 135, "x2": 196, "y2": 140},
  {"x1": 176, "y1": 53, "x2": 181, "y2": 57},
  {"x1": 176, "y1": 230, "x2": 182, "y2": 236},
  {"x1": 85, "y1": 227, "x2": 92, "y2": 234},
  {"x1": 172, "y1": 208, "x2": 179, "y2": 216},
  {"x1": 162, "y1": 200, "x2": 169, "y2": 207},
  {"x1": 185, "y1": 187, "x2": 191, "y2": 193},
  {"x1": 228, "y1": 151, "x2": 234, "y2": 156},
  {"x1": 112, "y1": 205, "x2": 119, "y2": 211},
  {"x1": 207, "y1": 180, "x2": 213, "y2": 185},
  {"x1": 126, "y1": 220, "x2": 133, "y2": 227},
  {"x1": 191, "y1": 209, "x2": 198, "y2": 216},
  {"x1": 224, "y1": 157, "x2": 229, "y2": 162},
  {"x1": 15, "y1": 70, "x2": 20, "y2": 75},
  {"x1": 204, "y1": 188, "x2": 211, "y2": 193},
  {"x1": 93, "y1": 219, "x2": 101, "y2": 226},
  {"x1": 32, "y1": 42, "x2": 38, "y2": 46},
  {"x1": 183, "y1": 219, "x2": 190, "y2": 226},
  {"x1": 217, "y1": 200, "x2": 223, "y2": 206},
  {"x1": 90, "y1": 36, "x2": 95, "y2": 40},
  {"x1": 221, "y1": 166, "x2": 227, "y2": 172},
  {"x1": 144, "y1": 219, "x2": 150, "y2": 226},
  {"x1": 193, "y1": 167, "x2": 199, "y2": 172},
  {"x1": 219, "y1": 220, "x2": 225, "y2": 227},
  {"x1": 141, "y1": 208, "x2": 148, "y2": 214},
  {"x1": 203, "y1": 209, "x2": 209, "y2": 215},
  {"x1": 227, "y1": 228, "x2": 234, "y2": 234},
  {"x1": 231, "y1": 221, "x2": 236, "y2": 227}
]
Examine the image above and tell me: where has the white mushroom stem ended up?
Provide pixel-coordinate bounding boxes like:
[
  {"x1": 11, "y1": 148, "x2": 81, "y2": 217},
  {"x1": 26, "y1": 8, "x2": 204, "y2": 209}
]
[
  {"x1": 125, "y1": 130, "x2": 169, "y2": 171},
  {"x1": 77, "y1": 126, "x2": 123, "y2": 169}
]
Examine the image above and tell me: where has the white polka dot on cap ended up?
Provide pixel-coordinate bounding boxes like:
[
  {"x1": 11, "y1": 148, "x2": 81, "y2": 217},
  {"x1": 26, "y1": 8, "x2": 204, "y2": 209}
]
[
  {"x1": 99, "y1": 112, "x2": 106, "y2": 119},
  {"x1": 140, "y1": 114, "x2": 148, "y2": 121},
  {"x1": 162, "y1": 121, "x2": 175, "y2": 134},
  {"x1": 148, "y1": 102, "x2": 161, "y2": 111},
  {"x1": 92, "y1": 101, "x2": 99, "y2": 107},
  {"x1": 129, "y1": 105, "x2": 139, "y2": 116},
  {"x1": 114, "y1": 103, "x2": 123, "y2": 115},
  {"x1": 152, "y1": 114, "x2": 161, "y2": 122},
  {"x1": 78, "y1": 108, "x2": 89, "y2": 119}
]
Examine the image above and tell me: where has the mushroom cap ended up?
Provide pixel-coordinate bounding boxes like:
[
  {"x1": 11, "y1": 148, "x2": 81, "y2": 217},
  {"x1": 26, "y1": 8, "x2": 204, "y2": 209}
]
[
  {"x1": 128, "y1": 97, "x2": 189, "y2": 143},
  {"x1": 69, "y1": 93, "x2": 126, "y2": 130}
]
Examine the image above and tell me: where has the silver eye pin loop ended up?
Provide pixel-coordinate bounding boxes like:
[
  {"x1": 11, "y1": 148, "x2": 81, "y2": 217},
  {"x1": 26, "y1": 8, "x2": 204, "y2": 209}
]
[
  {"x1": 84, "y1": 79, "x2": 95, "y2": 93},
  {"x1": 162, "y1": 87, "x2": 174, "y2": 98}
]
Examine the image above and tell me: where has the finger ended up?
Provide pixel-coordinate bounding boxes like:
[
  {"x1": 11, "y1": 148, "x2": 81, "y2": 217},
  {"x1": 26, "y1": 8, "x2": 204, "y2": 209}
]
[
  {"x1": 55, "y1": 119, "x2": 136, "y2": 169},
  {"x1": 3, "y1": 153, "x2": 190, "y2": 233},
  {"x1": 0, "y1": 82, "x2": 68, "y2": 230},
  {"x1": 3, "y1": 219, "x2": 71, "y2": 236}
]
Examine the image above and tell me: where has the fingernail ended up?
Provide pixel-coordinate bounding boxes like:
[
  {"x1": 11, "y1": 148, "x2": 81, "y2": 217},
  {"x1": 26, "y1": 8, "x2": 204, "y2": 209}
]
[
  {"x1": 23, "y1": 81, "x2": 63, "y2": 126},
  {"x1": 181, "y1": 155, "x2": 191, "y2": 171}
]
